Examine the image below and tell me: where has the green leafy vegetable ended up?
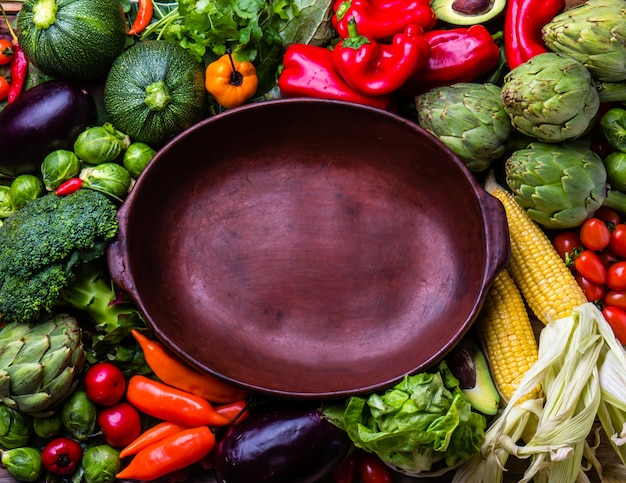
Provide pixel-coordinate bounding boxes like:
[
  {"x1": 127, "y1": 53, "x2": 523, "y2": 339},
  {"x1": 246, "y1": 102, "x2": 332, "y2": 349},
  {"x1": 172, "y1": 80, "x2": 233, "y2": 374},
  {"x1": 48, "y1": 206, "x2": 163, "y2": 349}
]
[{"x1": 324, "y1": 361, "x2": 487, "y2": 476}]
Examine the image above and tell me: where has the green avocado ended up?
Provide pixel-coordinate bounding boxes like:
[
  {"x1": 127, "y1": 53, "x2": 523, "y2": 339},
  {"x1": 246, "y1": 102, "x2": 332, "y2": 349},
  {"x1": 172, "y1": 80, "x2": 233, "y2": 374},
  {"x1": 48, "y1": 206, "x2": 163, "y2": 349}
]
[
  {"x1": 448, "y1": 338, "x2": 501, "y2": 415},
  {"x1": 432, "y1": 0, "x2": 507, "y2": 25}
]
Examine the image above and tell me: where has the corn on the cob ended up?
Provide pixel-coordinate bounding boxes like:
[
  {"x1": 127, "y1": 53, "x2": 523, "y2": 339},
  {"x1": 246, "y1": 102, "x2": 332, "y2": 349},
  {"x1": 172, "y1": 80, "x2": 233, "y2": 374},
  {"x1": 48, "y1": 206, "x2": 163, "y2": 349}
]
[
  {"x1": 479, "y1": 268, "x2": 541, "y2": 404},
  {"x1": 484, "y1": 173, "x2": 587, "y2": 325}
]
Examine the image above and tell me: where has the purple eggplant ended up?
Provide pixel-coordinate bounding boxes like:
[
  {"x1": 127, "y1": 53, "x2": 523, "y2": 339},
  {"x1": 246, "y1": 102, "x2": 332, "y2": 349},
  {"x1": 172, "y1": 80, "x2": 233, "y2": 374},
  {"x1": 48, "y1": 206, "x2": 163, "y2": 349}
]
[
  {"x1": 213, "y1": 404, "x2": 352, "y2": 483},
  {"x1": 0, "y1": 80, "x2": 97, "y2": 176}
]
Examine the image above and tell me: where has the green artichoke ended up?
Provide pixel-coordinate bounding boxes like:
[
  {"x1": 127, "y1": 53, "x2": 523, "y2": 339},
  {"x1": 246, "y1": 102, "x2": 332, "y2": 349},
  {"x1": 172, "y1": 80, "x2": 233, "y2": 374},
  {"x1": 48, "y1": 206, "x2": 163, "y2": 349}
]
[
  {"x1": 542, "y1": 0, "x2": 626, "y2": 83},
  {"x1": 416, "y1": 83, "x2": 513, "y2": 172},
  {"x1": 0, "y1": 314, "x2": 85, "y2": 415},
  {"x1": 505, "y1": 141, "x2": 610, "y2": 229},
  {"x1": 501, "y1": 52, "x2": 600, "y2": 143}
]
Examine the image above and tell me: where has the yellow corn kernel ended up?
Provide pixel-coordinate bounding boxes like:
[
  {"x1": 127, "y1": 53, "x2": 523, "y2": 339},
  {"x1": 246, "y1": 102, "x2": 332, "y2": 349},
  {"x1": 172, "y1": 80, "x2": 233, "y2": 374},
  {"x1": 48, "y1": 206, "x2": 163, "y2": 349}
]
[
  {"x1": 479, "y1": 269, "x2": 540, "y2": 404},
  {"x1": 485, "y1": 173, "x2": 587, "y2": 325}
]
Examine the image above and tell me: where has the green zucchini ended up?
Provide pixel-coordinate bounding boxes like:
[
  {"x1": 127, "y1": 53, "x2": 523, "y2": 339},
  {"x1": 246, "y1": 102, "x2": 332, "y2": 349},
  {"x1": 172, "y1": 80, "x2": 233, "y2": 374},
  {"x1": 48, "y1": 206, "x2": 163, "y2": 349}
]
[
  {"x1": 104, "y1": 40, "x2": 208, "y2": 147},
  {"x1": 16, "y1": 0, "x2": 127, "y2": 81}
]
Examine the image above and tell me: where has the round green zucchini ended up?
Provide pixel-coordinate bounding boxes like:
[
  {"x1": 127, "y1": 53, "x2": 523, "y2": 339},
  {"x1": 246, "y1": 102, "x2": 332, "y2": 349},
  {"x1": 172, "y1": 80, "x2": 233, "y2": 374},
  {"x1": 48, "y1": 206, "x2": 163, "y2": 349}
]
[
  {"x1": 16, "y1": 0, "x2": 127, "y2": 81},
  {"x1": 104, "y1": 40, "x2": 209, "y2": 147}
]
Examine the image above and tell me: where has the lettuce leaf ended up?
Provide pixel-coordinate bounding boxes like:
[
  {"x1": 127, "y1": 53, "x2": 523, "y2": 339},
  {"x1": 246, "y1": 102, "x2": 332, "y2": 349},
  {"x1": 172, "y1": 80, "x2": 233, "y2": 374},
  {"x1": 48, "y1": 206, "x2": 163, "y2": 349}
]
[{"x1": 324, "y1": 361, "x2": 486, "y2": 475}]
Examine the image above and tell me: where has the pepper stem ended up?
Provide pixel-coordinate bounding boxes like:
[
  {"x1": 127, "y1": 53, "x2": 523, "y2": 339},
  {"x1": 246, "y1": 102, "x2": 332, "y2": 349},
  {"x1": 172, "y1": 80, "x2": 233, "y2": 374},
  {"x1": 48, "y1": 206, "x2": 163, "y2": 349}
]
[
  {"x1": 341, "y1": 18, "x2": 370, "y2": 50},
  {"x1": 0, "y1": 5, "x2": 18, "y2": 43},
  {"x1": 226, "y1": 48, "x2": 243, "y2": 87}
]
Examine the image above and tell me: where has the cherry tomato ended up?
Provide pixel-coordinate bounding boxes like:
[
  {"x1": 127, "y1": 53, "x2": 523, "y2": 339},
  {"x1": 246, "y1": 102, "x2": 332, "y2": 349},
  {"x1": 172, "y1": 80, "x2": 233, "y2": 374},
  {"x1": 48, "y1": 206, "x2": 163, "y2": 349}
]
[
  {"x1": 97, "y1": 402, "x2": 142, "y2": 448},
  {"x1": 41, "y1": 437, "x2": 82, "y2": 475},
  {"x1": 610, "y1": 224, "x2": 626, "y2": 258},
  {"x1": 358, "y1": 452, "x2": 393, "y2": 483},
  {"x1": 0, "y1": 75, "x2": 9, "y2": 102},
  {"x1": 607, "y1": 261, "x2": 626, "y2": 291},
  {"x1": 332, "y1": 452, "x2": 358, "y2": 483},
  {"x1": 84, "y1": 362, "x2": 126, "y2": 406},
  {"x1": 574, "y1": 250, "x2": 607, "y2": 285},
  {"x1": 598, "y1": 250, "x2": 619, "y2": 269},
  {"x1": 604, "y1": 291, "x2": 626, "y2": 311},
  {"x1": 0, "y1": 38, "x2": 13, "y2": 65},
  {"x1": 552, "y1": 231, "x2": 582, "y2": 265},
  {"x1": 579, "y1": 217, "x2": 611, "y2": 251},
  {"x1": 593, "y1": 207, "x2": 621, "y2": 228},
  {"x1": 602, "y1": 306, "x2": 626, "y2": 345},
  {"x1": 575, "y1": 273, "x2": 605, "y2": 302}
]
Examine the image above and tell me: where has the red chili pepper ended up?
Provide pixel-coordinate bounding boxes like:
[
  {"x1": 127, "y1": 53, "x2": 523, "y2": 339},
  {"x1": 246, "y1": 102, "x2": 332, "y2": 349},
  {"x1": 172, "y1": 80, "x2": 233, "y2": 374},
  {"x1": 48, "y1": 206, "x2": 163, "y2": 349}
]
[
  {"x1": 400, "y1": 25, "x2": 501, "y2": 96},
  {"x1": 214, "y1": 399, "x2": 250, "y2": 425},
  {"x1": 278, "y1": 44, "x2": 393, "y2": 111},
  {"x1": 126, "y1": 375, "x2": 231, "y2": 427},
  {"x1": 127, "y1": 0, "x2": 154, "y2": 36},
  {"x1": 55, "y1": 178, "x2": 83, "y2": 196},
  {"x1": 332, "y1": 0, "x2": 436, "y2": 41},
  {"x1": 1, "y1": 6, "x2": 28, "y2": 103},
  {"x1": 41, "y1": 437, "x2": 83, "y2": 476},
  {"x1": 332, "y1": 19, "x2": 430, "y2": 96},
  {"x1": 504, "y1": 0, "x2": 565, "y2": 70},
  {"x1": 115, "y1": 426, "x2": 215, "y2": 481}
]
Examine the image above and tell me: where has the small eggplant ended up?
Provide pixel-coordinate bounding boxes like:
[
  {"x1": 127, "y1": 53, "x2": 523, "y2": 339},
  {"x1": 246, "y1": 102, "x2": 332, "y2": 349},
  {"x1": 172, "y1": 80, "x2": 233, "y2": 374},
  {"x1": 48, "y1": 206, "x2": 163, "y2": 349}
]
[
  {"x1": 0, "y1": 80, "x2": 97, "y2": 176},
  {"x1": 213, "y1": 404, "x2": 352, "y2": 483}
]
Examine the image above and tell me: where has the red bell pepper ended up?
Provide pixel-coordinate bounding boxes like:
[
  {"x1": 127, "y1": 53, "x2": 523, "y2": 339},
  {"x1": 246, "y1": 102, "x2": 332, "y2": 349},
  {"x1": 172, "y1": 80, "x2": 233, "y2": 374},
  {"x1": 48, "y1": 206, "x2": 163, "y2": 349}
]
[
  {"x1": 504, "y1": 0, "x2": 566, "y2": 70},
  {"x1": 332, "y1": 0, "x2": 437, "y2": 41},
  {"x1": 400, "y1": 25, "x2": 501, "y2": 96},
  {"x1": 332, "y1": 20, "x2": 430, "y2": 96},
  {"x1": 278, "y1": 43, "x2": 393, "y2": 111}
]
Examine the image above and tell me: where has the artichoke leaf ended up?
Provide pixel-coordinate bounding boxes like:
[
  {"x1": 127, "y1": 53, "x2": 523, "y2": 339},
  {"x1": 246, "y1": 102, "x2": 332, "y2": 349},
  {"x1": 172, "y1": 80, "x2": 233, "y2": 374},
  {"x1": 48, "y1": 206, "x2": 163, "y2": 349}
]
[
  {"x1": 11, "y1": 393, "x2": 51, "y2": 414},
  {"x1": 12, "y1": 337, "x2": 50, "y2": 365},
  {"x1": 6, "y1": 363, "x2": 44, "y2": 395},
  {"x1": 40, "y1": 347, "x2": 72, "y2": 386},
  {"x1": 0, "y1": 342, "x2": 24, "y2": 369}
]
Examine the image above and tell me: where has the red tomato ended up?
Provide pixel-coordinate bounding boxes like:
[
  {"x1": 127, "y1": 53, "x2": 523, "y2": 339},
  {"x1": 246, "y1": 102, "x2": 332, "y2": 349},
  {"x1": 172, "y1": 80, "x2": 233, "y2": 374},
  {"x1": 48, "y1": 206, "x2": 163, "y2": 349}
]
[
  {"x1": 604, "y1": 290, "x2": 626, "y2": 311},
  {"x1": 84, "y1": 362, "x2": 126, "y2": 406},
  {"x1": 0, "y1": 76, "x2": 9, "y2": 102},
  {"x1": 579, "y1": 217, "x2": 611, "y2": 251},
  {"x1": 574, "y1": 250, "x2": 607, "y2": 285},
  {"x1": 358, "y1": 452, "x2": 393, "y2": 483},
  {"x1": 332, "y1": 452, "x2": 358, "y2": 483},
  {"x1": 552, "y1": 231, "x2": 582, "y2": 264},
  {"x1": 610, "y1": 224, "x2": 626, "y2": 258},
  {"x1": 41, "y1": 437, "x2": 82, "y2": 475},
  {"x1": 602, "y1": 306, "x2": 626, "y2": 345},
  {"x1": 575, "y1": 273, "x2": 605, "y2": 302},
  {"x1": 0, "y1": 38, "x2": 13, "y2": 65},
  {"x1": 607, "y1": 261, "x2": 626, "y2": 291},
  {"x1": 593, "y1": 207, "x2": 621, "y2": 227},
  {"x1": 97, "y1": 402, "x2": 142, "y2": 448}
]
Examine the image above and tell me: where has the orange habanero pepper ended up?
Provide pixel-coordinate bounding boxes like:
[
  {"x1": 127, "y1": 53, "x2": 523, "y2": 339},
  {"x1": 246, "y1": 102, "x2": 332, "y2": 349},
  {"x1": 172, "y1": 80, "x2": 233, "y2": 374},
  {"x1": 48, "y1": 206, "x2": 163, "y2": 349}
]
[{"x1": 205, "y1": 49, "x2": 258, "y2": 109}]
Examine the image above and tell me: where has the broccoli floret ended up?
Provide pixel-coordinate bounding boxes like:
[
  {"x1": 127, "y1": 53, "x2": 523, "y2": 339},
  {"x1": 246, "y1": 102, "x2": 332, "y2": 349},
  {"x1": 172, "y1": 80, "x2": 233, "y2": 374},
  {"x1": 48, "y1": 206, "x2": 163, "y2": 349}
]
[{"x1": 0, "y1": 189, "x2": 119, "y2": 324}]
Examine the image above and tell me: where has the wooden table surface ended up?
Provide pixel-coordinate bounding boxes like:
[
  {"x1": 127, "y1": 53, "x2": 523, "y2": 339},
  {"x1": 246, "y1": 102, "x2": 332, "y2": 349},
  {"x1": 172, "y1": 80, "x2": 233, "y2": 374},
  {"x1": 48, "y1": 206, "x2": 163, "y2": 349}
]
[{"x1": 1, "y1": 0, "x2": 624, "y2": 481}]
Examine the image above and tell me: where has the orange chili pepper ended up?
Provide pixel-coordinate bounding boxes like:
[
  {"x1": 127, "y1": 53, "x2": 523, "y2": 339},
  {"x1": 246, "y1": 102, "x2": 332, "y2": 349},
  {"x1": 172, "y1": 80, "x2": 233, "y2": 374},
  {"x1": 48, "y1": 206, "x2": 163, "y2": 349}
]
[
  {"x1": 126, "y1": 375, "x2": 231, "y2": 427},
  {"x1": 204, "y1": 49, "x2": 258, "y2": 109},
  {"x1": 120, "y1": 421, "x2": 189, "y2": 458},
  {"x1": 127, "y1": 0, "x2": 153, "y2": 36},
  {"x1": 116, "y1": 426, "x2": 215, "y2": 481},
  {"x1": 132, "y1": 329, "x2": 249, "y2": 403},
  {"x1": 214, "y1": 399, "x2": 250, "y2": 425}
]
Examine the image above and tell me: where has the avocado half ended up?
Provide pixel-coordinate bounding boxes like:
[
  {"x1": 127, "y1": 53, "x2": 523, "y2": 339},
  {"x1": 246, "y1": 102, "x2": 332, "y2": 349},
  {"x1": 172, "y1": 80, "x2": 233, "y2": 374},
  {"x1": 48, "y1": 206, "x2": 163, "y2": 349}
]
[
  {"x1": 432, "y1": 0, "x2": 507, "y2": 25},
  {"x1": 448, "y1": 338, "x2": 501, "y2": 416}
]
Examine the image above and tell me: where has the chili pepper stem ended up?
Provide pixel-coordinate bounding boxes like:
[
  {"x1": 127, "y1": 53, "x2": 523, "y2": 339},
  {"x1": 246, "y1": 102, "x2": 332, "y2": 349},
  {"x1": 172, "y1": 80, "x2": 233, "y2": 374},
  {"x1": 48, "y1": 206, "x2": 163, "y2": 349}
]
[{"x1": 0, "y1": 6, "x2": 18, "y2": 44}]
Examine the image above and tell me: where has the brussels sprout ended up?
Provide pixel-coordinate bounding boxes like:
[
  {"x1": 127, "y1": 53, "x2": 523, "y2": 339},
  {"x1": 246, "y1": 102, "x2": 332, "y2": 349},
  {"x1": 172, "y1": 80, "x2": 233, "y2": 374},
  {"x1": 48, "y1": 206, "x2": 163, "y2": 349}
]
[
  {"x1": 79, "y1": 163, "x2": 132, "y2": 199},
  {"x1": 123, "y1": 142, "x2": 156, "y2": 178},
  {"x1": 61, "y1": 390, "x2": 97, "y2": 441},
  {"x1": 9, "y1": 175, "x2": 43, "y2": 211},
  {"x1": 33, "y1": 413, "x2": 63, "y2": 439},
  {"x1": 0, "y1": 406, "x2": 33, "y2": 449},
  {"x1": 41, "y1": 150, "x2": 81, "y2": 191},
  {"x1": 605, "y1": 151, "x2": 626, "y2": 192},
  {"x1": 0, "y1": 185, "x2": 13, "y2": 218},
  {"x1": 82, "y1": 445, "x2": 121, "y2": 483},
  {"x1": 74, "y1": 123, "x2": 131, "y2": 165},
  {"x1": 1, "y1": 447, "x2": 43, "y2": 482},
  {"x1": 600, "y1": 107, "x2": 626, "y2": 153}
]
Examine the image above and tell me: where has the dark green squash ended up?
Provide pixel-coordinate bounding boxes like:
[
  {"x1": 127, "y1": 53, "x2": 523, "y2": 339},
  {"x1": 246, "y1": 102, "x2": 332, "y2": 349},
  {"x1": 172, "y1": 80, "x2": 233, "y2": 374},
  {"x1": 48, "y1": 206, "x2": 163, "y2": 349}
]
[
  {"x1": 104, "y1": 41, "x2": 209, "y2": 147},
  {"x1": 16, "y1": 0, "x2": 127, "y2": 81}
]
